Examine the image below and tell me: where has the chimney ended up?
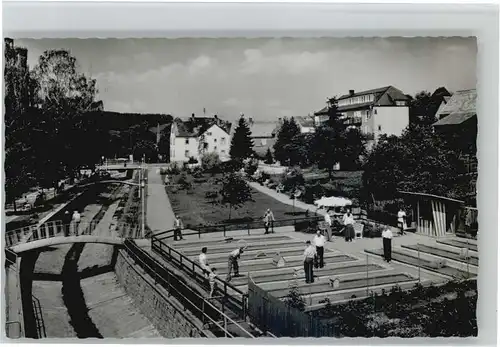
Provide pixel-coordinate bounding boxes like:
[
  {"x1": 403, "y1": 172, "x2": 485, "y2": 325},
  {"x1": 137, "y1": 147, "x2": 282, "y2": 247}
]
[
  {"x1": 278, "y1": 118, "x2": 283, "y2": 125},
  {"x1": 349, "y1": 90, "x2": 355, "y2": 96},
  {"x1": 249, "y1": 117, "x2": 253, "y2": 125},
  {"x1": 191, "y1": 113, "x2": 195, "y2": 118}
]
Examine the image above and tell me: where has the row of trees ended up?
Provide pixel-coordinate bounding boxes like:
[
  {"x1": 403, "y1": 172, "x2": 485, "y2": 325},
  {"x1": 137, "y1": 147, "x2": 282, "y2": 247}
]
[{"x1": 5, "y1": 46, "x2": 171, "y2": 208}]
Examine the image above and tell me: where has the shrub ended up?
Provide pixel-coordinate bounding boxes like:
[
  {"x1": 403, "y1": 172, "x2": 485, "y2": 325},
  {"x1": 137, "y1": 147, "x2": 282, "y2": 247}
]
[
  {"x1": 188, "y1": 156, "x2": 199, "y2": 164},
  {"x1": 281, "y1": 166, "x2": 305, "y2": 192},
  {"x1": 244, "y1": 158, "x2": 259, "y2": 177},
  {"x1": 283, "y1": 281, "x2": 306, "y2": 312},
  {"x1": 201, "y1": 152, "x2": 222, "y2": 174},
  {"x1": 177, "y1": 172, "x2": 193, "y2": 190}
]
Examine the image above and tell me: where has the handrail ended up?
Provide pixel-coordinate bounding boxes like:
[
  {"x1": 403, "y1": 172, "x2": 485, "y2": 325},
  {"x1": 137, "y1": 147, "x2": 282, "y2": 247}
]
[
  {"x1": 154, "y1": 215, "x2": 323, "y2": 240},
  {"x1": 5, "y1": 220, "x2": 142, "y2": 249},
  {"x1": 31, "y1": 295, "x2": 46, "y2": 338},
  {"x1": 151, "y1": 235, "x2": 245, "y2": 297},
  {"x1": 123, "y1": 240, "x2": 255, "y2": 338}
]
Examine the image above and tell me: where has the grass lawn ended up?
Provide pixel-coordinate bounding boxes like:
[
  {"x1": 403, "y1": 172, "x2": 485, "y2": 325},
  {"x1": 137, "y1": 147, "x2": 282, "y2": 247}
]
[{"x1": 166, "y1": 173, "x2": 313, "y2": 227}]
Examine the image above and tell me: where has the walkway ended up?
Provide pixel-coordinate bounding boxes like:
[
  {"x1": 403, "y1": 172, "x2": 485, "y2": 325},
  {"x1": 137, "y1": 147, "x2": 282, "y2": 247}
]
[
  {"x1": 248, "y1": 181, "x2": 327, "y2": 216},
  {"x1": 146, "y1": 169, "x2": 175, "y2": 235}
]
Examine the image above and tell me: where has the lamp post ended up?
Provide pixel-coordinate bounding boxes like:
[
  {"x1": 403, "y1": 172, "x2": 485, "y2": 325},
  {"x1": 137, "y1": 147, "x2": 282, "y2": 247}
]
[{"x1": 141, "y1": 176, "x2": 145, "y2": 239}]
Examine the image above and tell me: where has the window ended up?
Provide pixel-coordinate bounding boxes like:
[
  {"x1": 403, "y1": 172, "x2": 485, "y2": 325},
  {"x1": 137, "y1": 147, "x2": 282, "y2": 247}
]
[
  {"x1": 378, "y1": 125, "x2": 382, "y2": 131},
  {"x1": 206, "y1": 132, "x2": 212, "y2": 136},
  {"x1": 185, "y1": 138, "x2": 189, "y2": 145},
  {"x1": 214, "y1": 138, "x2": 217, "y2": 143},
  {"x1": 184, "y1": 150, "x2": 190, "y2": 157},
  {"x1": 221, "y1": 137, "x2": 226, "y2": 145},
  {"x1": 374, "y1": 109, "x2": 378, "y2": 115},
  {"x1": 214, "y1": 146, "x2": 217, "y2": 151},
  {"x1": 261, "y1": 139, "x2": 267, "y2": 146},
  {"x1": 221, "y1": 150, "x2": 226, "y2": 154},
  {"x1": 203, "y1": 143, "x2": 208, "y2": 149}
]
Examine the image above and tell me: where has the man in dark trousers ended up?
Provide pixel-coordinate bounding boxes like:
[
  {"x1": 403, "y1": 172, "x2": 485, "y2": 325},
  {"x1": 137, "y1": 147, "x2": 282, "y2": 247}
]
[
  {"x1": 303, "y1": 241, "x2": 316, "y2": 283},
  {"x1": 313, "y1": 230, "x2": 326, "y2": 268},
  {"x1": 382, "y1": 227, "x2": 393, "y2": 262},
  {"x1": 226, "y1": 247, "x2": 245, "y2": 282},
  {"x1": 173, "y1": 215, "x2": 184, "y2": 241}
]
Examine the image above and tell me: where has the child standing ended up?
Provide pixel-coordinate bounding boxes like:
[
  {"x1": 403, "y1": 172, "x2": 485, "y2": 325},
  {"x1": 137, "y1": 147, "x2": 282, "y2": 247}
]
[{"x1": 208, "y1": 267, "x2": 218, "y2": 297}]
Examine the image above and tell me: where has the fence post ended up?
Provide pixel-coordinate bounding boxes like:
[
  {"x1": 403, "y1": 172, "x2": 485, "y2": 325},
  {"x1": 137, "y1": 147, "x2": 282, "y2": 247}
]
[
  {"x1": 198, "y1": 229, "x2": 201, "y2": 239},
  {"x1": 417, "y1": 244, "x2": 421, "y2": 283},
  {"x1": 366, "y1": 254, "x2": 369, "y2": 297},
  {"x1": 223, "y1": 225, "x2": 226, "y2": 237}
]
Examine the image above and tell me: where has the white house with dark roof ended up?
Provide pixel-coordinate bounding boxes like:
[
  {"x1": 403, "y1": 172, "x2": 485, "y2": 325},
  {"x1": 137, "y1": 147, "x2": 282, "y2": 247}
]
[
  {"x1": 170, "y1": 114, "x2": 232, "y2": 163},
  {"x1": 295, "y1": 115, "x2": 316, "y2": 134},
  {"x1": 314, "y1": 86, "x2": 410, "y2": 147}
]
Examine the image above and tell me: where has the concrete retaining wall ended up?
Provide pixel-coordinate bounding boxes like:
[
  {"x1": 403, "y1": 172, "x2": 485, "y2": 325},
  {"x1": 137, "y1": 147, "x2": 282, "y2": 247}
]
[{"x1": 114, "y1": 250, "x2": 213, "y2": 338}]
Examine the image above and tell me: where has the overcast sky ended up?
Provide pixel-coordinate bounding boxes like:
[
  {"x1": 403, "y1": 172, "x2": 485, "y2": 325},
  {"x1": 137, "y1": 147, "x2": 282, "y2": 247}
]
[{"x1": 17, "y1": 37, "x2": 476, "y2": 121}]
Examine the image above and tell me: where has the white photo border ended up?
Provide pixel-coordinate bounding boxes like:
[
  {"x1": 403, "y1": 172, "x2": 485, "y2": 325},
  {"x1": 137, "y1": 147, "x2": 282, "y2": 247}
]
[{"x1": 1, "y1": 1, "x2": 498, "y2": 347}]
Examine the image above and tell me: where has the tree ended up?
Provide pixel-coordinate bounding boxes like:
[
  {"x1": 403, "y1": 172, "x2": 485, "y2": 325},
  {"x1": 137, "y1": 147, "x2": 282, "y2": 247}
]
[
  {"x1": 229, "y1": 117, "x2": 254, "y2": 164},
  {"x1": 201, "y1": 152, "x2": 222, "y2": 174},
  {"x1": 409, "y1": 88, "x2": 451, "y2": 126},
  {"x1": 362, "y1": 124, "x2": 470, "y2": 202},
  {"x1": 218, "y1": 172, "x2": 253, "y2": 219},
  {"x1": 264, "y1": 148, "x2": 274, "y2": 164},
  {"x1": 29, "y1": 49, "x2": 103, "y2": 186},
  {"x1": 273, "y1": 117, "x2": 307, "y2": 166},
  {"x1": 309, "y1": 98, "x2": 366, "y2": 175}
]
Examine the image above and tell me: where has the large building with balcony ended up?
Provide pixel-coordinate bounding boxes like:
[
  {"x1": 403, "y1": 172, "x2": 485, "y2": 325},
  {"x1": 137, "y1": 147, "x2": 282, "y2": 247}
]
[
  {"x1": 170, "y1": 114, "x2": 232, "y2": 163},
  {"x1": 314, "y1": 86, "x2": 410, "y2": 147}
]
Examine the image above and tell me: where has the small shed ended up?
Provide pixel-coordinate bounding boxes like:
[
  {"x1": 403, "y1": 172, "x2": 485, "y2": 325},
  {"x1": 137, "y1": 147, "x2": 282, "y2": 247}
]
[{"x1": 399, "y1": 191, "x2": 464, "y2": 238}]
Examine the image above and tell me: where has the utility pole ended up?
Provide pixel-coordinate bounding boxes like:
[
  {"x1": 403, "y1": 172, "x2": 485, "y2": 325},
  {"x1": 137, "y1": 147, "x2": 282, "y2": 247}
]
[{"x1": 141, "y1": 163, "x2": 146, "y2": 239}]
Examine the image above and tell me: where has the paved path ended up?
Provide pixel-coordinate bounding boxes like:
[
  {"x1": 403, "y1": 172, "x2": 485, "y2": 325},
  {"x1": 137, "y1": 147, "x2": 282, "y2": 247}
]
[
  {"x1": 146, "y1": 169, "x2": 175, "y2": 235},
  {"x1": 248, "y1": 181, "x2": 326, "y2": 216}
]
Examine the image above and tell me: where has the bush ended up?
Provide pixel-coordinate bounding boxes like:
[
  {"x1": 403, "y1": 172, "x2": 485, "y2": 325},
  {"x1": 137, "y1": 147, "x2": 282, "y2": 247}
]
[
  {"x1": 244, "y1": 158, "x2": 259, "y2": 177},
  {"x1": 201, "y1": 152, "x2": 222, "y2": 174},
  {"x1": 177, "y1": 172, "x2": 193, "y2": 190},
  {"x1": 281, "y1": 166, "x2": 305, "y2": 192},
  {"x1": 188, "y1": 156, "x2": 199, "y2": 164}
]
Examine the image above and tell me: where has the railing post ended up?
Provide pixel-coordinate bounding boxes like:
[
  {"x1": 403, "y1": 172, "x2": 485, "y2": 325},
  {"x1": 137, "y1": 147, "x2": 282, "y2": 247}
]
[
  {"x1": 198, "y1": 229, "x2": 201, "y2": 239},
  {"x1": 223, "y1": 225, "x2": 226, "y2": 237}
]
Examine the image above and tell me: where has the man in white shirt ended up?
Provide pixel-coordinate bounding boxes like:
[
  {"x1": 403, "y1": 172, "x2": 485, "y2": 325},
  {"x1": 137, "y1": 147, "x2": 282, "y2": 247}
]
[
  {"x1": 263, "y1": 209, "x2": 275, "y2": 234},
  {"x1": 173, "y1": 215, "x2": 184, "y2": 241},
  {"x1": 324, "y1": 212, "x2": 332, "y2": 241},
  {"x1": 382, "y1": 227, "x2": 393, "y2": 262},
  {"x1": 313, "y1": 230, "x2": 326, "y2": 268},
  {"x1": 199, "y1": 247, "x2": 210, "y2": 277},
  {"x1": 397, "y1": 208, "x2": 407, "y2": 235},
  {"x1": 342, "y1": 208, "x2": 355, "y2": 242},
  {"x1": 226, "y1": 247, "x2": 245, "y2": 282},
  {"x1": 303, "y1": 241, "x2": 316, "y2": 283},
  {"x1": 72, "y1": 210, "x2": 81, "y2": 235}
]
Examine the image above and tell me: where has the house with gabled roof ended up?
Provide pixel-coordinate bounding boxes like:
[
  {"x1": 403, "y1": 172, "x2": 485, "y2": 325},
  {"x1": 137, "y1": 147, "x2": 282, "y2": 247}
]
[
  {"x1": 170, "y1": 113, "x2": 232, "y2": 163},
  {"x1": 314, "y1": 86, "x2": 410, "y2": 147}
]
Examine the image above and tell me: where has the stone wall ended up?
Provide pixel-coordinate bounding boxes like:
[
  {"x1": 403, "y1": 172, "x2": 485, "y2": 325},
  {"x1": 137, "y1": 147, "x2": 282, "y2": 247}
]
[{"x1": 114, "y1": 250, "x2": 213, "y2": 338}]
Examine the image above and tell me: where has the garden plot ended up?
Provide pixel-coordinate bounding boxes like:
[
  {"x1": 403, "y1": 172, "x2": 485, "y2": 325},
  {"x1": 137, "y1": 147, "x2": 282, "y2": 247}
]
[
  {"x1": 402, "y1": 244, "x2": 479, "y2": 267},
  {"x1": 176, "y1": 240, "x2": 306, "y2": 257},
  {"x1": 169, "y1": 234, "x2": 293, "y2": 249},
  {"x1": 213, "y1": 254, "x2": 357, "y2": 275},
  {"x1": 264, "y1": 271, "x2": 416, "y2": 299},
  {"x1": 364, "y1": 247, "x2": 473, "y2": 279},
  {"x1": 228, "y1": 262, "x2": 386, "y2": 287},
  {"x1": 437, "y1": 238, "x2": 478, "y2": 252}
]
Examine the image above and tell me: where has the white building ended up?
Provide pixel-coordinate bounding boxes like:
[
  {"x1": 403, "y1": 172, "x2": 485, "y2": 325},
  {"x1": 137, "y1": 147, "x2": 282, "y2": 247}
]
[
  {"x1": 170, "y1": 114, "x2": 232, "y2": 163},
  {"x1": 314, "y1": 86, "x2": 410, "y2": 148}
]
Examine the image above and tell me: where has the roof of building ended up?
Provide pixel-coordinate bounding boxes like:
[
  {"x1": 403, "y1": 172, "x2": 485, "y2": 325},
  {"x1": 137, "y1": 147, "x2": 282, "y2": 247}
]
[
  {"x1": 433, "y1": 89, "x2": 477, "y2": 127},
  {"x1": 433, "y1": 111, "x2": 476, "y2": 126},
  {"x1": 173, "y1": 116, "x2": 231, "y2": 138},
  {"x1": 295, "y1": 116, "x2": 315, "y2": 128},
  {"x1": 435, "y1": 89, "x2": 477, "y2": 119},
  {"x1": 231, "y1": 118, "x2": 278, "y2": 138},
  {"x1": 315, "y1": 86, "x2": 409, "y2": 115}
]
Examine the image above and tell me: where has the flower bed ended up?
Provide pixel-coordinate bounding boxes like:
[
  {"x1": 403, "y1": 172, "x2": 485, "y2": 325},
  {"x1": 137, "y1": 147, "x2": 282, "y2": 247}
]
[{"x1": 312, "y1": 280, "x2": 477, "y2": 337}]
